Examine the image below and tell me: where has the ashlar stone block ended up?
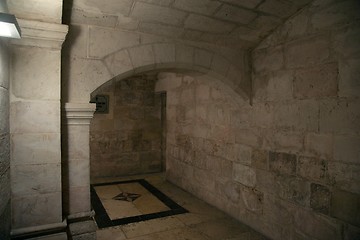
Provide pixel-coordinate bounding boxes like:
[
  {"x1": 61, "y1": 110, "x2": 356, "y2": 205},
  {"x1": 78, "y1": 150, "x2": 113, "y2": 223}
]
[
  {"x1": 68, "y1": 8, "x2": 118, "y2": 28},
  {"x1": 184, "y1": 14, "x2": 236, "y2": 34},
  {"x1": 220, "y1": 0, "x2": 262, "y2": 9},
  {"x1": 210, "y1": 55, "x2": 230, "y2": 77},
  {"x1": 175, "y1": 44, "x2": 194, "y2": 65},
  {"x1": 269, "y1": 151, "x2": 297, "y2": 176},
  {"x1": 10, "y1": 101, "x2": 60, "y2": 134},
  {"x1": 332, "y1": 24, "x2": 360, "y2": 58},
  {"x1": 297, "y1": 157, "x2": 327, "y2": 183},
  {"x1": 304, "y1": 133, "x2": 333, "y2": 159},
  {"x1": 73, "y1": 0, "x2": 133, "y2": 16},
  {"x1": 0, "y1": 88, "x2": 9, "y2": 134},
  {"x1": 319, "y1": 99, "x2": 360, "y2": 135},
  {"x1": 8, "y1": 0, "x2": 62, "y2": 23},
  {"x1": 12, "y1": 192, "x2": 62, "y2": 228},
  {"x1": 327, "y1": 161, "x2": 360, "y2": 195},
  {"x1": 285, "y1": 35, "x2": 330, "y2": 69},
  {"x1": 11, "y1": 133, "x2": 61, "y2": 165},
  {"x1": 63, "y1": 24, "x2": 88, "y2": 58},
  {"x1": 274, "y1": 100, "x2": 319, "y2": 132},
  {"x1": 330, "y1": 189, "x2": 360, "y2": 227},
  {"x1": 0, "y1": 42, "x2": 9, "y2": 89},
  {"x1": 67, "y1": 186, "x2": 91, "y2": 214},
  {"x1": 276, "y1": 175, "x2": 310, "y2": 206},
  {"x1": 104, "y1": 49, "x2": 133, "y2": 77},
  {"x1": 293, "y1": 62, "x2": 338, "y2": 99},
  {"x1": 11, "y1": 163, "x2": 61, "y2": 197},
  {"x1": 128, "y1": 45, "x2": 156, "y2": 69},
  {"x1": 310, "y1": 183, "x2": 331, "y2": 214},
  {"x1": 240, "y1": 186, "x2": 263, "y2": 213},
  {"x1": 233, "y1": 163, "x2": 256, "y2": 187},
  {"x1": 154, "y1": 43, "x2": 175, "y2": 64},
  {"x1": 0, "y1": 134, "x2": 9, "y2": 175},
  {"x1": 258, "y1": 0, "x2": 297, "y2": 18},
  {"x1": 65, "y1": 57, "x2": 112, "y2": 102},
  {"x1": 333, "y1": 135, "x2": 360, "y2": 164},
  {"x1": 12, "y1": 47, "x2": 60, "y2": 100},
  {"x1": 251, "y1": 149, "x2": 268, "y2": 170},
  {"x1": 131, "y1": 2, "x2": 187, "y2": 26},
  {"x1": 215, "y1": 4, "x2": 257, "y2": 24},
  {"x1": 252, "y1": 46, "x2": 284, "y2": 73},
  {"x1": 339, "y1": 59, "x2": 360, "y2": 97},
  {"x1": 173, "y1": 0, "x2": 221, "y2": 15},
  {"x1": 139, "y1": 22, "x2": 184, "y2": 38},
  {"x1": 294, "y1": 207, "x2": 342, "y2": 240},
  {"x1": 311, "y1": 1, "x2": 360, "y2": 30},
  {"x1": 89, "y1": 27, "x2": 140, "y2": 58},
  {"x1": 0, "y1": 170, "x2": 10, "y2": 216},
  {"x1": 194, "y1": 48, "x2": 212, "y2": 69}
]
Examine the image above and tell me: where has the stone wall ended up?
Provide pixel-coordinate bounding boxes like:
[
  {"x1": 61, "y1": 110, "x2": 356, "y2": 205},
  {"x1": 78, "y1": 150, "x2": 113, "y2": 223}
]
[
  {"x1": 0, "y1": 40, "x2": 10, "y2": 240},
  {"x1": 90, "y1": 75, "x2": 163, "y2": 181},
  {"x1": 62, "y1": 22, "x2": 250, "y2": 104},
  {"x1": 158, "y1": 1, "x2": 360, "y2": 239}
]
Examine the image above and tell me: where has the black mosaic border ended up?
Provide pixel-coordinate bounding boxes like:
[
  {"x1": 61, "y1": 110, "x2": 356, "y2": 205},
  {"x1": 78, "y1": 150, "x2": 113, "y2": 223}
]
[{"x1": 91, "y1": 179, "x2": 188, "y2": 228}]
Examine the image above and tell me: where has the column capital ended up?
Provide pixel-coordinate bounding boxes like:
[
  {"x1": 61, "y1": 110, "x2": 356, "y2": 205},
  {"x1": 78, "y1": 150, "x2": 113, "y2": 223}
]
[
  {"x1": 63, "y1": 103, "x2": 96, "y2": 125},
  {"x1": 10, "y1": 19, "x2": 68, "y2": 49}
]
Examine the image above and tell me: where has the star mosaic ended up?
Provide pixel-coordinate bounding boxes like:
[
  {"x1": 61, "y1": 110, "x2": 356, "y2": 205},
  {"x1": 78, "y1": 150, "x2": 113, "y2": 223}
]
[{"x1": 113, "y1": 192, "x2": 141, "y2": 202}]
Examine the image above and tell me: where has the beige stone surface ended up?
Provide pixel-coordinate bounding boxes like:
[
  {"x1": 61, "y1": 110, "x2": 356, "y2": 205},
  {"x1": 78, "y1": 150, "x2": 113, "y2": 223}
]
[
  {"x1": 11, "y1": 47, "x2": 60, "y2": 100},
  {"x1": 12, "y1": 192, "x2": 62, "y2": 228},
  {"x1": 139, "y1": 23, "x2": 184, "y2": 38},
  {"x1": 104, "y1": 50, "x2": 134, "y2": 77},
  {"x1": 65, "y1": 57, "x2": 112, "y2": 102},
  {"x1": 63, "y1": 24, "x2": 88, "y2": 58},
  {"x1": 128, "y1": 45, "x2": 156, "y2": 69},
  {"x1": 339, "y1": 59, "x2": 360, "y2": 97},
  {"x1": 285, "y1": 35, "x2": 330, "y2": 69},
  {"x1": 67, "y1": 159, "x2": 90, "y2": 188},
  {"x1": 67, "y1": 186, "x2": 91, "y2": 214},
  {"x1": 7, "y1": 0, "x2": 63, "y2": 23},
  {"x1": 184, "y1": 14, "x2": 235, "y2": 34},
  {"x1": 11, "y1": 133, "x2": 61, "y2": 165},
  {"x1": 10, "y1": 101, "x2": 60, "y2": 134},
  {"x1": 215, "y1": 4, "x2": 257, "y2": 24},
  {"x1": 304, "y1": 133, "x2": 333, "y2": 159},
  {"x1": 131, "y1": 2, "x2": 187, "y2": 26},
  {"x1": 233, "y1": 163, "x2": 256, "y2": 187},
  {"x1": 319, "y1": 99, "x2": 360, "y2": 135},
  {"x1": 0, "y1": 88, "x2": 9, "y2": 134},
  {"x1": 293, "y1": 62, "x2": 338, "y2": 99},
  {"x1": 11, "y1": 163, "x2": 61, "y2": 197},
  {"x1": 89, "y1": 27, "x2": 140, "y2": 59},
  {"x1": 154, "y1": 43, "x2": 175, "y2": 64},
  {"x1": 67, "y1": 7, "x2": 118, "y2": 28},
  {"x1": 122, "y1": 216, "x2": 184, "y2": 238},
  {"x1": 333, "y1": 135, "x2": 360, "y2": 164},
  {"x1": 73, "y1": 0, "x2": 132, "y2": 16}
]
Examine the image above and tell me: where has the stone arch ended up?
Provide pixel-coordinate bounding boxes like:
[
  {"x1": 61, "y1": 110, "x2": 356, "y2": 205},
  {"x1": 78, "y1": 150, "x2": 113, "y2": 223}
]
[{"x1": 89, "y1": 42, "x2": 250, "y2": 102}]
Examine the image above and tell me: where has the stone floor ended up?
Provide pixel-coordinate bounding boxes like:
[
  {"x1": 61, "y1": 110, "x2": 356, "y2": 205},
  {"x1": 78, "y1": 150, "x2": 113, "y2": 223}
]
[{"x1": 92, "y1": 173, "x2": 269, "y2": 240}]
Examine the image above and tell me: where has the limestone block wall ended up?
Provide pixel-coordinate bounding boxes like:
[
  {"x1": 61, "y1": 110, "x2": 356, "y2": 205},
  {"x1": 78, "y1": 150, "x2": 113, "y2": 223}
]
[
  {"x1": 10, "y1": 45, "x2": 63, "y2": 230},
  {"x1": 159, "y1": 1, "x2": 360, "y2": 239},
  {"x1": 90, "y1": 75, "x2": 163, "y2": 180},
  {"x1": 0, "y1": 40, "x2": 10, "y2": 239},
  {"x1": 62, "y1": 22, "x2": 251, "y2": 104}
]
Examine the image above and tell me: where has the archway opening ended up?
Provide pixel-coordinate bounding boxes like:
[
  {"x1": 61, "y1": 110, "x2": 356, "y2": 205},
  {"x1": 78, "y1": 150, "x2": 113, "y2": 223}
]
[{"x1": 89, "y1": 72, "x2": 167, "y2": 182}]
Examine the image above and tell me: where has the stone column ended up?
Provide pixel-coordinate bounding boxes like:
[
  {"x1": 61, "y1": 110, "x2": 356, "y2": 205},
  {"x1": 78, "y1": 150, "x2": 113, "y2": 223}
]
[
  {"x1": 62, "y1": 103, "x2": 97, "y2": 240},
  {"x1": 9, "y1": 19, "x2": 68, "y2": 239}
]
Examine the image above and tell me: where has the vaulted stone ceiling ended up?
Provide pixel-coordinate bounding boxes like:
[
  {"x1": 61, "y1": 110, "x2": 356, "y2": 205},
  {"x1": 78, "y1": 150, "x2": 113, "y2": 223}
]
[{"x1": 64, "y1": 0, "x2": 313, "y2": 49}]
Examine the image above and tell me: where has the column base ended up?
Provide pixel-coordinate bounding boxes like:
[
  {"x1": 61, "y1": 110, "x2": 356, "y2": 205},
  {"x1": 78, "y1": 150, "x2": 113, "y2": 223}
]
[
  {"x1": 11, "y1": 221, "x2": 67, "y2": 240},
  {"x1": 68, "y1": 216, "x2": 96, "y2": 240}
]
